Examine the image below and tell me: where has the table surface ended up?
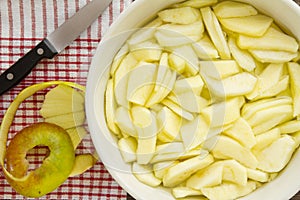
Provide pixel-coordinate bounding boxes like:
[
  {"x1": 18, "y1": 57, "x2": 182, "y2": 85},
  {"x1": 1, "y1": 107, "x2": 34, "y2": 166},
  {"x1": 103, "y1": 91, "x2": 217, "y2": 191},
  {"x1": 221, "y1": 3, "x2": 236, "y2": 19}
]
[{"x1": 0, "y1": 0, "x2": 300, "y2": 199}]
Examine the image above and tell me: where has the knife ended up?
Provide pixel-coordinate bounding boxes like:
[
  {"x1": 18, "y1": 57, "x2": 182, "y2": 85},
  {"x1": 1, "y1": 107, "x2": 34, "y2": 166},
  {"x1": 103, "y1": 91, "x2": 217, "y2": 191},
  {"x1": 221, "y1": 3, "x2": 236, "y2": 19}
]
[{"x1": 0, "y1": 0, "x2": 112, "y2": 95}]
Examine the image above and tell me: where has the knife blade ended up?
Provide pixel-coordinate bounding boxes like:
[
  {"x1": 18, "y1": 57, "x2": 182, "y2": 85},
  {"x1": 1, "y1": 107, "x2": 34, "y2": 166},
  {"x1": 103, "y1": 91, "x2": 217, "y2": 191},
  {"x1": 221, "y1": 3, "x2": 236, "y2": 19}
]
[{"x1": 0, "y1": 0, "x2": 112, "y2": 95}]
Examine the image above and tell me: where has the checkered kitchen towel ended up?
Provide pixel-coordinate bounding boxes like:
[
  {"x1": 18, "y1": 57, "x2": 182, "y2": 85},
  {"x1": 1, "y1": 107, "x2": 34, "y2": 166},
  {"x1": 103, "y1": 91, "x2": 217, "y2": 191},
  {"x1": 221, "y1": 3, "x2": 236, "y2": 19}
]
[{"x1": 0, "y1": 0, "x2": 133, "y2": 199}]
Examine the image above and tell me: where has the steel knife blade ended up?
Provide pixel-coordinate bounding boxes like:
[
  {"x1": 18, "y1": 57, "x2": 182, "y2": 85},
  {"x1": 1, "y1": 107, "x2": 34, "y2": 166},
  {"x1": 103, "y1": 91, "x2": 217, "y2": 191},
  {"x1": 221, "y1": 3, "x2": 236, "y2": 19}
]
[{"x1": 0, "y1": 0, "x2": 112, "y2": 95}]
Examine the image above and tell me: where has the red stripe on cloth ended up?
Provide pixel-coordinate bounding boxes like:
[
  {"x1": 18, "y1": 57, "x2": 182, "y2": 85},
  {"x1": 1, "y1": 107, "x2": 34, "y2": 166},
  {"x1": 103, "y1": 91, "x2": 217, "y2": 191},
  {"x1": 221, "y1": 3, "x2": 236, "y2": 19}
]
[
  {"x1": 30, "y1": 0, "x2": 36, "y2": 38},
  {"x1": 42, "y1": 0, "x2": 47, "y2": 37}
]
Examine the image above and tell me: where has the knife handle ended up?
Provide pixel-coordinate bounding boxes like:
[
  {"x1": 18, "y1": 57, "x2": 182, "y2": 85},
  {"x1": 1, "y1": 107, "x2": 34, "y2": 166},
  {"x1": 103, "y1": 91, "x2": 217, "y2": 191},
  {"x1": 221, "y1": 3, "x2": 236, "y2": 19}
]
[{"x1": 0, "y1": 39, "x2": 58, "y2": 95}]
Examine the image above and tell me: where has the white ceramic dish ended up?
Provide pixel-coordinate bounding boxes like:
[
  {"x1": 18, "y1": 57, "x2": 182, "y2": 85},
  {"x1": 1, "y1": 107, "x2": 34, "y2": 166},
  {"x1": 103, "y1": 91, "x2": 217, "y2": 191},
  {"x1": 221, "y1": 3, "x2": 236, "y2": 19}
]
[{"x1": 86, "y1": 0, "x2": 300, "y2": 199}]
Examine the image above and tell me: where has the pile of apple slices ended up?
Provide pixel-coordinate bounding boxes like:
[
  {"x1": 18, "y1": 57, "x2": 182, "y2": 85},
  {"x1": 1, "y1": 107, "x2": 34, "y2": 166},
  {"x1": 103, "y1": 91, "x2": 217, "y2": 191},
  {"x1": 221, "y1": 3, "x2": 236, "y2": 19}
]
[{"x1": 105, "y1": 0, "x2": 300, "y2": 199}]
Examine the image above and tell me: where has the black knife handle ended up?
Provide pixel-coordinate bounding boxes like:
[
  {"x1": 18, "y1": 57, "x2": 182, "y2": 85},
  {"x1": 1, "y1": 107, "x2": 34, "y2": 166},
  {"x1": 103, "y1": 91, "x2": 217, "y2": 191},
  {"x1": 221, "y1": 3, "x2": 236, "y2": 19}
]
[{"x1": 0, "y1": 39, "x2": 58, "y2": 95}]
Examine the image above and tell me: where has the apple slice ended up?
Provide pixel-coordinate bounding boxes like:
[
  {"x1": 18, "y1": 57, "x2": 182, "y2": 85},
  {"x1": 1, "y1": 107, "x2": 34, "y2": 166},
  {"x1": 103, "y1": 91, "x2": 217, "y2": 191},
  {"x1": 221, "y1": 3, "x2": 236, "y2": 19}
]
[
  {"x1": 223, "y1": 118, "x2": 256, "y2": 149},
  {"x1": 249, "y1": 49, "x2": 298, "y2": 63},
  {"x1": 201, "y1": 181, "x2": 257, "y2": 200},
  {"x1": 132, "y1": 107, "x2": 158, "y2": 165},
  {"x1": 161, "y1": 99, "x2": 194, "y2": 121},
  {"x1": 241, "y1": 96, "x2": 292, "y2": 120},
  {"x1": 213, "y1": 1, "x2": 257, "y2": 18},
  {"x1": 246, "y1": 63, "x2": 284, "y2": 100},
  {"x1": 66, "y1": 127, "x2": 88, "y2": 149},
  {"x1": 40, "y1": 85, "x2": 84, "y2": 118},
  {"x1": 200, "y1": 7, "x2": 231, "y2": 59},
  {"x1": 155, "y1": 142, "x2": 185, "y2": 155},
  {"x1": 157, "y1": 21, "x2": 204, "y2": 43},
  {"x1": 201, "y1": 97, "x2": 245, "y2": 127},
  {"x1": 168, "y1": 52, "x2": 186, "y2": 74},
  {"x1": 255, "y1": 135, "x2": 297, "y2": 173},
  {"x1": 114, "y1": 53, "x2": 138, "y2": 108},
  {"x1": 127, "y1": 62, "x2": 157, "y2": 106},
  {"x1": 219, "y1": 14, "x2": 273, "y2": 37},
  {"x1": 291, "y1": 131, "x2": 300, "y2": 147},
  {"x1": 180, "y1": 115, "x2": 209, "y2": 150},
  {"x1": 132, "y1": 162, "x2": 161, "y2": 187},
  {"x1": 44, "y1": 111, "x2": 85, "y2": 130},
  {"x1": 219, "y1": 160, "x2": 248, "y2": 186},
  {"x1": 110, "y1": 44, "x2": 129, "y2": 76},
  {"x1": 247, "y1": 168, "x2": 269, "y2": 182},
  {"x1": 186, "y1": 162, "x2": 223, "y2": 189},
  {"x1": 127, "y1": 18, "x2": 162, "y2": 47},
  {"x1": 228, "y1": 37, "x2": 256, "y2": 72},
  {"x1": 170, "y1": 45, "x2": 199, "y2": 76},
  {"x1": 252, "y1": 128, "x2": 281, "y2": 153},
  {"x1": 69, "y1": 154, "x2": 97, "y2": 177},
  {"x1": 212, "y1": 135, "x2": 258, "y2": 169},
  {"x1": 158, "y1": 7, "x2": 200, "y2": 24},
  {"x1": 162, "y1": 154, "x2": 214, "y2": 187},
  {"x1": 115, "y1": 106, "x2": 137, "y2": 137},
  {"x1": 105, "y1": 79, "x2": 120, "y2": 135},
  {"x1": 118, "y1": 137, "x2": 137, "y2": 163},
  {"x1": 130, "y1": 40, "x2": 162, "y2": 62},
  {"x1": 173, "y1": 75, "x2": 204, "y2": 95},
  {"x1": 257, "y1": 75, "x2": 289, "y2": 99},
  {"x1": 238, "y1": 27, "x2": 299, "y2": 52},
  {"x1": 153, "y1": 161, "x2": 178, "y2": 180},
  {"x1": 157, "y1": 106, "x2": 182, "y2": 142},
  {"x1": 172, "y1": 186, "x2": 203, "y2": 199},
  {"x1": 192, "y1": 34, "x2": 219, "y2": 60},
  {"x1": 146, "y1": 70, "x2": 176, "y2": 107},
  {"x1": 288, "y1": 62, "x2": 300, "y2": 117},
  {"x1": 174, "y1": 0, "x2": 218, "y2": 8},
  {"x1": 278, "y1": 120, "x2": 300, "y2": 134},
  {"x1": 199, "y1": 60, "x2": 240, "y2": 80}
]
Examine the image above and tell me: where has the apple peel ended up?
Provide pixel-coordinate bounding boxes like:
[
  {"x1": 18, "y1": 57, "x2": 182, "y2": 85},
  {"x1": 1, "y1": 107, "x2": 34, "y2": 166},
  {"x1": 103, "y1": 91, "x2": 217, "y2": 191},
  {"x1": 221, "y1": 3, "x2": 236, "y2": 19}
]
[{"x1": 0, "y1": 81, "x2": 96, "y2": 197}]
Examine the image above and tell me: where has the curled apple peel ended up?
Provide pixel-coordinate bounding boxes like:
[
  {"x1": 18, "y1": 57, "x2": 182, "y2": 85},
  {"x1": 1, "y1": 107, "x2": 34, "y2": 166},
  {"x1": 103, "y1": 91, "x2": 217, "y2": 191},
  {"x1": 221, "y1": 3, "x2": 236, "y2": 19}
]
[{"x1": 0, "y1": 81, "x2": 95, "y2": 197}]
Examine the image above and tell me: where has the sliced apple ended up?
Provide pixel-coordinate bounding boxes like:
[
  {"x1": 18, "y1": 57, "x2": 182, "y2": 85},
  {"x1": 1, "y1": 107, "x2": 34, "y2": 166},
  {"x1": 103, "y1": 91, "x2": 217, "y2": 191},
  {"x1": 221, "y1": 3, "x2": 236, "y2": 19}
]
[
  {"x1": 247, "y1": 168, "x2": 269, "y2": 182},
  {"x1": 170, "y1": 45, "x2": 199, "y2": 76},
  {"x1": 158, "y1": 7, "x2": 200, "y2": 24},
  {"x1": 153, "y1": 161, "x2": 178, "y2": 180},
  {"x1": 252, "y1": 128, "x2": 281, "y2": 153},
  {"x1": 249, "y1": 49, "x2": 298, "y2": 63},
  {"x1": 172, "y1": 186, "x2": 203, "y2": 199},
  {"x1": 155, "y1": 142, "x2": 185, "y2": 155},
  {"x1": 180, "y1": 115, "x2": 209, "y2": 150},
  {"x1": 201, "y1": 181, "x2": 257, "y2": 200},
  {"x1": 157, "y1": 106, "x2": 182, "y2": 142},
  {"x1": 257, "y1": 75, "x2": 289, "y2": 99},
  {"x1": 105, "y1": 79, "x2": 120, "y2": 135},
  {"x1": 223, "y1": 117, "x2": 256, "y2": 149},
  {"x1": 238, "y1": 27, "x2": 299, "y2": 52},
  {"x1": 201, "y1": 97, "x2": 245, "y2": 127},
  {"x1": 213, "y1": 1, "x2": 257, "y2": 18},
  {"x1": 130, "y1": 40, "x2": 162, "y2": 62},
  {"x1": 127, "y1": 62, "x2": 157, "y2": 105},
  {"x1": 133, "y1": 107, "x2": 158, "y2": 164},
  {"x1": 212, "y1": 135, "x2": 258, "y2": 169},
  {"x1": 118, "y1": 137, "x2": 137, "y2": 163},
  {"x1": 228, "y1": 37, "x2": 256, "y2": 72},
  {"x1": 173, "y1": 75, "x2": 204, "y2": 95},
  {"x1": 66, "y1": 127, "x2": 88, "y2": 149},
  {"x1": 44, "y1": 111, "x2": 85, "y2": 130},
  {"x1": 278, "y1": 120, "x2": 300, "y2": 134},
  {"x1": 168, "y1": 52, "x2": 186, "y2": 74},
  {"x1": 288, "y1": 62, "x2": 300, "y2": 117},
  {"x1": 174, "y1": 0, "x2": 218, "y2": 8},
  {"x1": 69, "y1": 154, "x2": 97, "y2": 177},
  {"x1": 115, "y1": 106, "x2": 137, "y2": 137},
  {"x1": 246, "y1": 63, "x2": 284, "y2": 100},
  {"x1": 219, "y1": 160, "x2": 248, "y2": 186},
  {"x1": 162, "y1": 154, "x2": 214, "y2": 187},
  {"x1": 199, "y1": 60, "x2": 240, "y2": 80},
  {"x1": 220, "y1": 14, "x2": 273, "y2": 37},
  {"x1": 192, "y1": 34, "x2": 219, "y2": 60},
  {"x1": 132, "y1": 162, "x2": 161, "y2": 187},
  {"x1": 186, "y1": 162, "x2": 223, "y2": 189},
  {"x1": 114, "y1": 53, "x2": 138, "y2": 108},
  {"x1": 40, "y1": 85, "x2": 84, "y2": 118},
  {"x1": 110, "y1": 44, "x2": 129, "y2": 76},
  {"x1": 161, "y1": 99, "x2": 194, "y2": 121},
  {"x1": 255, "y1": 135, "x2": 297, "y2": 173},
  {"x1": 200, "y1": 7, "x2": 231, "y2": 59}
]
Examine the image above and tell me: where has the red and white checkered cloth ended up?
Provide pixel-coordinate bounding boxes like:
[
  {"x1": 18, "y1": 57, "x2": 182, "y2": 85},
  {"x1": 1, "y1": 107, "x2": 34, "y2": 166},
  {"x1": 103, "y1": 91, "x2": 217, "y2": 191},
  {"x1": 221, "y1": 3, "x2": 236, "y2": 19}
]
[{"x1": 0, "y1": 0, "x2": 133, "y2": 199}]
